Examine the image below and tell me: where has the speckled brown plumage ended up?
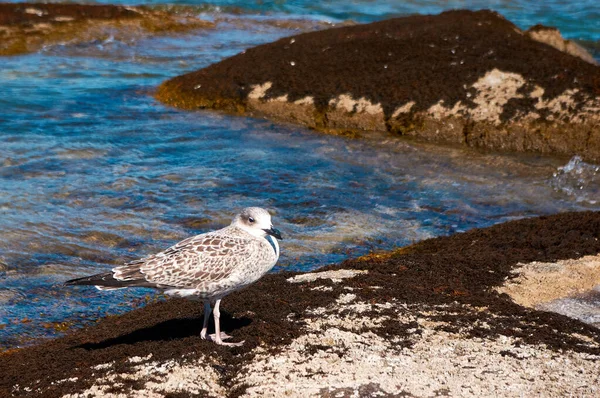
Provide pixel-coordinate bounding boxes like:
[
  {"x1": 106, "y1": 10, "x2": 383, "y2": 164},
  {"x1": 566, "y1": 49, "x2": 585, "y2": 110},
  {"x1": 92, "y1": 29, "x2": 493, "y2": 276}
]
[
  {"x1": 66, "y1": 207, "x2": 282, "y2": 346},
  {"x1": 113, "y1": 225, "x2": 279, "y2": 299}
]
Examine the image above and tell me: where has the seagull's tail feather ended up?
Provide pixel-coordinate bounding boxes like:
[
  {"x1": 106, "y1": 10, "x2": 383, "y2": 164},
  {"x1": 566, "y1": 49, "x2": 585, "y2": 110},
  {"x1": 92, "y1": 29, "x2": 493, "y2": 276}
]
[
  {"x1": 65, "y1": 272, "x2": 114, "y2": 286},
  {"x1": 65, "y1": 272, "x2": 153, "y2": 290}
]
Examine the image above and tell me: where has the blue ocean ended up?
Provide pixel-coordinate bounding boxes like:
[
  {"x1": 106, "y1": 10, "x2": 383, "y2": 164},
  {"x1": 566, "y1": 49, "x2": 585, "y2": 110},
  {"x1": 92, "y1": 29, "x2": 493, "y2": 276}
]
[{"x1": 1, "y1": 0, "x2": 599, "y2": 348}]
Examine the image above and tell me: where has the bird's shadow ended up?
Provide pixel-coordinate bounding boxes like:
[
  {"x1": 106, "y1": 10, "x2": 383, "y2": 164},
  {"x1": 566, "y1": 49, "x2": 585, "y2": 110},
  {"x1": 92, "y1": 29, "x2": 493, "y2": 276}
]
[{"x1": 76, "y1": 312, "x2": 252, "y2": 350}]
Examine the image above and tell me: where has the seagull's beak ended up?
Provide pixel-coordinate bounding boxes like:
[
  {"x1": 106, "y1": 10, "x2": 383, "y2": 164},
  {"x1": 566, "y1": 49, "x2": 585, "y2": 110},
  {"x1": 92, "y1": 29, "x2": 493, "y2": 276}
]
[{"x1": 263, "y1": 227, "x2": 282, "y2": 240}]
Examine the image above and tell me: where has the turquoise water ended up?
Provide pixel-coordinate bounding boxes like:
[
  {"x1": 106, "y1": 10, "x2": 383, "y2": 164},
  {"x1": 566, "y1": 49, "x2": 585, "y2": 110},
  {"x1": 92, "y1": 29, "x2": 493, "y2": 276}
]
[{"x1": 1, "y1": 0, "x2": 599, "y2": 348}]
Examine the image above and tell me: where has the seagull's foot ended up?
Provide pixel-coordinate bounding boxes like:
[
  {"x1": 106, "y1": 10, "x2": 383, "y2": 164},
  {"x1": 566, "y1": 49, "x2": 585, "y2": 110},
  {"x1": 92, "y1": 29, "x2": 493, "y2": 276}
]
[
  {"x1": 215, "y1": 339, "x2": 245, "y2": 347},
  {"x1": 208, "y1": 332, "x2": 233, "y2": 341},
  {"x1": 207, "y1": 333, "x2": 244, "y2": 346}
]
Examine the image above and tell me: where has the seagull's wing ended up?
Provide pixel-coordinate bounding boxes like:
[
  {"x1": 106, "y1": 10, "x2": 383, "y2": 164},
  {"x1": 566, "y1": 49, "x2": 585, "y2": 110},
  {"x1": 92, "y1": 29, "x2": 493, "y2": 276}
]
[
  {"x1": 112, "y1": 230, "x2": 259, "y2": 289},
  {"x1": 65, "y1": 230, "x2": 261, "y2": 290}
]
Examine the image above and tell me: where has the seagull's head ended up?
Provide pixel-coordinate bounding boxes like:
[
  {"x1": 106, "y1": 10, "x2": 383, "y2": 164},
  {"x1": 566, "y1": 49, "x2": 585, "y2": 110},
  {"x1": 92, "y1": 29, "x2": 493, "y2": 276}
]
[{"x1": 232, "y1": 207, "x2": 282, "y2": 240}]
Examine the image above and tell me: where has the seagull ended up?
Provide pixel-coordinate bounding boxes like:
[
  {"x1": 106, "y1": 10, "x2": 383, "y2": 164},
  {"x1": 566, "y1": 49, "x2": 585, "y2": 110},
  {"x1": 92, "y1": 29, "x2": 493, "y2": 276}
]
[{"x1": 66, "y1": 207, "x2": 282, "y2": 346}]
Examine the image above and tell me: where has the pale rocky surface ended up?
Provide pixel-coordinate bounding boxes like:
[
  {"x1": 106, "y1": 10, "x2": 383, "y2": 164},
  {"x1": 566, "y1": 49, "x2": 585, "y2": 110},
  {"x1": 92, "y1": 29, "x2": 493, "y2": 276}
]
[
  {"x1": 60, "y1": 354, "x2": 225, "y2": 398},
  {"x1": 47, "y1": 274, "x2": 600, "y2": 398},
  {"x1": 22, "y1": 268, "x2": 600, "y2": 398},
  {"x1": 286, "y1": 269, "x2": 368, "y2": 283},
  {"x1": 497, "y1": 254, "x2": 600, "y2": 308},
  {"x1": 238, "y1": 300, "x2": 600, "y2": 398},
  {"x1": 525, "y1": 25, "x2": 598, "y2": 65}
]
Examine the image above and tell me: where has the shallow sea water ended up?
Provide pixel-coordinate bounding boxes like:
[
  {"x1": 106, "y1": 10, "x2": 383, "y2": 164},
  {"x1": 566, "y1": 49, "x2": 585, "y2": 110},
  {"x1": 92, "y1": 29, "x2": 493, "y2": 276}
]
[{"x1": 1, "y1": 0, "x2": 600, "y2": 348}]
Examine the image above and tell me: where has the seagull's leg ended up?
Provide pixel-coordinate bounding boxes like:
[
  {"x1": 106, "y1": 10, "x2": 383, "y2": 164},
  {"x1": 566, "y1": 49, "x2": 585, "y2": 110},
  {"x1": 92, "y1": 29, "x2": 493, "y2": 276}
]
[
  {"x1": 200, "y1": 300, "x2": 211, "y2": 340},
  {"x1": 210, "y1": 298, "x2": 244, "y2": 346}
]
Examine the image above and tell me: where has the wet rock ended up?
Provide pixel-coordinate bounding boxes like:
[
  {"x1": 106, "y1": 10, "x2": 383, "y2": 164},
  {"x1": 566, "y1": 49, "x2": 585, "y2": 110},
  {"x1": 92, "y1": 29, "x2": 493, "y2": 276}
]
[
  {"x1": 0, "y1": 3, "x2": 214, "y2": 56},
  {"x1": 156, "y1": 10, "x2": 600, "y2": 162},
  {"x1": 2, "y1": 211, "x2": 600, "y2": 397}
]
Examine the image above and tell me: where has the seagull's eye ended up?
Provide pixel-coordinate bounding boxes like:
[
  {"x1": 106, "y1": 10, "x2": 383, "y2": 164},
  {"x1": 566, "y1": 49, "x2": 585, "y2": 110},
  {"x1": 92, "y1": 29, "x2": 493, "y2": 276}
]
[{"x1": 248, "y1": 217, "x2": 255, "y2": 223}]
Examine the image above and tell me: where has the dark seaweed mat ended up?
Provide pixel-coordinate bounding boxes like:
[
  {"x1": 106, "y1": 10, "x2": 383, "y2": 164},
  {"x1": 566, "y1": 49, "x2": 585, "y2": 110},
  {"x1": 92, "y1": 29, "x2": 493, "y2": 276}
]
[
  {"x1": 2, "y1": 211, "x2": 600, "y2": 397},
  {"x1": 157, "y1": 10, "x2": 600, "y2": 121}
]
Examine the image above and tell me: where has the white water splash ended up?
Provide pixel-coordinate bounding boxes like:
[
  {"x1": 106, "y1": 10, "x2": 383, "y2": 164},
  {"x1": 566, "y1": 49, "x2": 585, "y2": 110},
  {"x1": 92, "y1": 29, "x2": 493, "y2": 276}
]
[{"x1": 550, "y1": 156, "x2": 600, "y2": 204}]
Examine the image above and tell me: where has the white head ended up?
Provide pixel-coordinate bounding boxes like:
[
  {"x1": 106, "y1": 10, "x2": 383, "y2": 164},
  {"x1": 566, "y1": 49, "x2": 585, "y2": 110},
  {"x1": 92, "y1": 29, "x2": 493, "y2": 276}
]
[{"x1": 231, "y1": 207, "x2": 282, "y2": 240}]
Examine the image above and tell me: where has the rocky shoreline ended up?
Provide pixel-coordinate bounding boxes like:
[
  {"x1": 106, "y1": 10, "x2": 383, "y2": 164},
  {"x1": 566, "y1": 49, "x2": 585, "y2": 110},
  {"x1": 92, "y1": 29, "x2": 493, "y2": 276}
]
[
  {"x1": 3, "y1": 5, "x2": 600, "y2": 397},
  {"x1": 0, "y1": 2, "x2": 214, "y2": 56},
  {"x1": 2, "y1": 211, "x2": 600, "y2": 397},
  {"x1": 156, "y1": 10, "x2": 600, "y2": 162}
]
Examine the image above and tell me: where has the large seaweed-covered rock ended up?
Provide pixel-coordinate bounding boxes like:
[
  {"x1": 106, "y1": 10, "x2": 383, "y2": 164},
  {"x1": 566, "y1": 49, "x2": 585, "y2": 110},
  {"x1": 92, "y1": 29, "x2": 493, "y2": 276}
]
[
  {"x1": 156, "y1": 10, "x2": 600, "y2": 161},
  {"x1": 0, "y1": 2, "x2": 213, "y2": 56},
  {"x1": 2, "y1": 211, "x2": 600, "y2": 397}
]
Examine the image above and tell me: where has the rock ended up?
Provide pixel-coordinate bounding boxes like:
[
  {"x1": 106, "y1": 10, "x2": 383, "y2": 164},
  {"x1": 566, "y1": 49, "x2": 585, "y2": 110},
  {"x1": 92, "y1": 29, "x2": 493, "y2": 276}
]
[
  {"x1": 496, "y1": 254, "x2": 600, "y2": 308},
  {"x1": 156, "y1": 10, "x2": 600, "y2": 162},
  {"x1": 2, "y1": 211, "x2": 600, "y2": 397},
  {"x1": 526, "y1": 24, "x2": 598, "y2": 65},
  {"x1": 0, "y1": 3, "x2": 214, "y2": 56}
]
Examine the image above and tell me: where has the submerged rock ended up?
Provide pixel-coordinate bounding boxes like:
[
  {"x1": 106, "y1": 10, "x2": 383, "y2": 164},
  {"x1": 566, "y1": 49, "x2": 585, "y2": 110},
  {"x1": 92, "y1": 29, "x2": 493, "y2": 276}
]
[
  {"x1": 156, "y1": 10, "x2": 600, "y2": 162},
  {"x1": 2, "y1": 211, "x2": 600, "y2": 397},
  {"x1": 0, "y1": 2, "x2": 214, "y2": 56}
]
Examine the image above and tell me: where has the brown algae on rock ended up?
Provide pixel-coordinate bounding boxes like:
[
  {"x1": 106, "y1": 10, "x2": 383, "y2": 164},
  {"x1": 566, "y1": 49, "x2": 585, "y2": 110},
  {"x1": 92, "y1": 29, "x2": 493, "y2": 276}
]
[
  {"x1": 0, "y1": 3, "x2": 214, "y2": 56},
  {"x1": 156, "y1": 9, "x2": 600, "y2": 161}
]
